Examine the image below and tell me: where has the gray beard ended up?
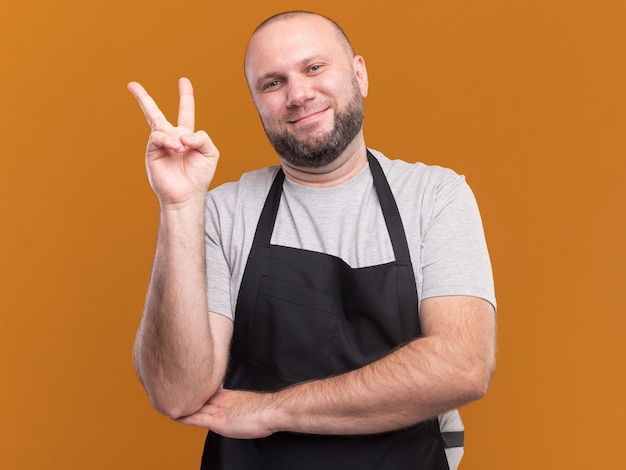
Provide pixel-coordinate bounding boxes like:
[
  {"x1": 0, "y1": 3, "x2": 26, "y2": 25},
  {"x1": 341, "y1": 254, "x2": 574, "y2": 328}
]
[{"x1": 263, "y1": 92, "x2": 365, "y2": 169}]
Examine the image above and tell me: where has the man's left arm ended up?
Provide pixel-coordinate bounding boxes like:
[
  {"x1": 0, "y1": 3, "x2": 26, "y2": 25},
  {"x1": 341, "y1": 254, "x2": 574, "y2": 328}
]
[{"x1": 178, "y1": 294, "x2": 496, "y2": 438}]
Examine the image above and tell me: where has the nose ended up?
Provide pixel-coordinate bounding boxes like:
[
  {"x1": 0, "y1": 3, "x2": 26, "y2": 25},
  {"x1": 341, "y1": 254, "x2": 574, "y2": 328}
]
[{"x1": 285, "y1": 76, "x2": 315, "y2": 108}]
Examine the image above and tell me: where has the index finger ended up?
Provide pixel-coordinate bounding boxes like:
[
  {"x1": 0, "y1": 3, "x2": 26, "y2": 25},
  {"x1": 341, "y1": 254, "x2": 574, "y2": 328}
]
[
  {"x1": 127, "y1": 81, "x2": 171, "y2": 132},
  {"x1": 177, "y1": 77, "x2": 195, "y2": 131}
]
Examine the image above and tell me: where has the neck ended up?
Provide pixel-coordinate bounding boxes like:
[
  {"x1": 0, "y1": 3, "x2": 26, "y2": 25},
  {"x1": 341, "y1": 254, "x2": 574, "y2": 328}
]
[{"x1": 280, "y1": 137, "x2": 368, "y2": 188}]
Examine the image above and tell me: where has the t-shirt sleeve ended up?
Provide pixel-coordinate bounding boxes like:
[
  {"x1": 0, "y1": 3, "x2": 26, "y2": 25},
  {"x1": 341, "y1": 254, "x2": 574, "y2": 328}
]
[{"x1": 420, "y1": 171, "x2": 496, "y2": 309}]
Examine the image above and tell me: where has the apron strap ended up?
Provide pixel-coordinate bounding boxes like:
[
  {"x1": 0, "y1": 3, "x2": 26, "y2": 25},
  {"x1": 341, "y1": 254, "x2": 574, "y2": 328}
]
[
  {"x1": 367, "y1": 150, "x2": 412, "y2": 263},
  {"x1": 253, "y1": 167, "x2": 285, "y2": 244}
]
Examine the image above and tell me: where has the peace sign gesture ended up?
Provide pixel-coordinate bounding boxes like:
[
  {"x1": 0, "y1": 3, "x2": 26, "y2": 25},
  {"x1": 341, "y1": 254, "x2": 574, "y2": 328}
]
[{"x1": 128, "y1": 78, "x2": 219, "y2": 208}]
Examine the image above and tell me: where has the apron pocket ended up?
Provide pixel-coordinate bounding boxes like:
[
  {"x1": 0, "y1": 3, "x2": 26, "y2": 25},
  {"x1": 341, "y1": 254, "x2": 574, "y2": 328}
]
[{"x1": 249, "y1": 275, "x2": 342, "y2": 382}]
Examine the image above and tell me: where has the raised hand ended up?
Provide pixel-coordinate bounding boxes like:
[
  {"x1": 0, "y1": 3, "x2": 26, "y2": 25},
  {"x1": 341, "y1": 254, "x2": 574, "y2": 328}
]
[{"x1": 128, "y1": 78, "x2": 219, "y2": 208}]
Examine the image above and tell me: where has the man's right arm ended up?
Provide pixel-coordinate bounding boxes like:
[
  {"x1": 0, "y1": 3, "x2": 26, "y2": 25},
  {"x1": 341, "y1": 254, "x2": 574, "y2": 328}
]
[
  {"x1": 128, "y1": 78, "x2": 232, "y2": 419},
  {"x1": 135, "y1": 203, "x2": 233, "y2": 419}
]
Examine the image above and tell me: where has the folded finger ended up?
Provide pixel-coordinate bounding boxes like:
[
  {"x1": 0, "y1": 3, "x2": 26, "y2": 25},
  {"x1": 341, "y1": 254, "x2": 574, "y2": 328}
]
[
  {"x1": 149, "y1": 130, "x2": 184, "y2": 153},
  {"x1": 180, "y1": 130, "x2": 219, "y2": 158}
]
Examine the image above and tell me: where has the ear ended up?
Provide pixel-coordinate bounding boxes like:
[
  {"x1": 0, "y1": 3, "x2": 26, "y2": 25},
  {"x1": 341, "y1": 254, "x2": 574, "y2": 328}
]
[{"x1": 353, "y1": 55, "x2": 369, "y2": 98}]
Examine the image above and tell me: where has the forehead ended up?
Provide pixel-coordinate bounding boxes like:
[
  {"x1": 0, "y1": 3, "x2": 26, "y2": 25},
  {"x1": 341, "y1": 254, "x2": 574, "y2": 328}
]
[{"x1": 245, "y1": 15, "x2": 350, "y2": 80}]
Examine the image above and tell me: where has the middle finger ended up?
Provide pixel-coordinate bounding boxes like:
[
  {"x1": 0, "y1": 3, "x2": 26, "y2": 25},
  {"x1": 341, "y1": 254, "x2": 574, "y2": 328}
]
[{"x1": 177, "y1": 77, "x2": 195, "y2": 131}]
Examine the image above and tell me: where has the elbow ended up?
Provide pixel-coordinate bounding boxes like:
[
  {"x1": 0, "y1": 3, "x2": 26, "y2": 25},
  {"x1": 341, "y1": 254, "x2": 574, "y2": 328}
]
[
  {"x1": 461, "y1": 358, "x2": 495, "y2": 403},
  {"x1": 148, "y1": 390, "x2": 212, "y2": 420},
  {"x1": 144, "y1": 374, "x2": 223, "y2": 419},
  {"x1": 152, "y1": 399, "x2": 197, "y2": 421},
  {"x1": 459, "y1": 334, "x2": 497, "y2": 403},
  {"x1": 464, "y1": 372, "x2": 491, "y2": 403},
  {"x1": 135, "y1": 367, "x2": 218, "y2": 420},
  {"x1": 133, "y1": 353, "x2": 220, "y2": 420}
]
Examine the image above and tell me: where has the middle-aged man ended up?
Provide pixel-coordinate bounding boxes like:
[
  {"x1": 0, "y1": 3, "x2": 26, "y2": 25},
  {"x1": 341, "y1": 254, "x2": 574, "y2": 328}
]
[{"x1": 128, "y1": 10, "x2": 496, "y2": 470}]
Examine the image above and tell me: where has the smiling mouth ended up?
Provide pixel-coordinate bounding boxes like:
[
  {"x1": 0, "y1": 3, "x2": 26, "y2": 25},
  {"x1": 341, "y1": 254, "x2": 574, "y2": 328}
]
[{"x1": 287, "y1": 108, "x2": 329, "y2": 124}]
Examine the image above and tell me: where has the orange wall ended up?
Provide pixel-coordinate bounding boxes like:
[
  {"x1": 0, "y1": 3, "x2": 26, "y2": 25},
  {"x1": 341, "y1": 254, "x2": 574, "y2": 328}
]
[{"x1": 1, "y1": 0, "x2": 625, "y2": 468}]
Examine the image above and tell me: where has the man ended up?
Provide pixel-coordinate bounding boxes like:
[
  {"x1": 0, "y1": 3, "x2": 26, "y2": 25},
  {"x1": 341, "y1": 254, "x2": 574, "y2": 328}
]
[{"x1": 128, "y1": 10, "x2": 496, "y2": 470}]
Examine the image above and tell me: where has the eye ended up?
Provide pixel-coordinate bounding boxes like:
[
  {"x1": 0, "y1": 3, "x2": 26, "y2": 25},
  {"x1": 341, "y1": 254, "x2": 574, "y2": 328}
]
[
  {"x1": 308, "y1": 64, "x2": 322, "y2": 73},
  {"x1": 262, "y1": 79, "x2": 282, "y2": 92}
]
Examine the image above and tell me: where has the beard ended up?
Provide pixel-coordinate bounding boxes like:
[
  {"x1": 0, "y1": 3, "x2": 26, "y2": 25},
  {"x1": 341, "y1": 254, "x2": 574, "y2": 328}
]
[{"x1": 262, "y1": 87, "x2": 365, "y2": 169}]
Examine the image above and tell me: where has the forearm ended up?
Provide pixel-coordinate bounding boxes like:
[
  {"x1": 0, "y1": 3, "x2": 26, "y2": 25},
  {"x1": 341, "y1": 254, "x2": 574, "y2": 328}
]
[
  {"x1": 267, "y1": 298, "x2": 496, "y2": 435},
  {"x1": 177, "y1": 297, "x2": 495, "y2": 439},
  {"x1": 270, "y1": 334, "x2": 492, "y2": 435},
  {"x1": 134, "y1": 200, "x2": 219, "y2": 418}
]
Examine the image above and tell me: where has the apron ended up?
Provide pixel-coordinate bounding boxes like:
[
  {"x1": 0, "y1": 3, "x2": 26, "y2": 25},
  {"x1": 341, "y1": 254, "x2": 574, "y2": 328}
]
[{"x1": 201, "y1": 151, "x2": 449, "y2": 470}]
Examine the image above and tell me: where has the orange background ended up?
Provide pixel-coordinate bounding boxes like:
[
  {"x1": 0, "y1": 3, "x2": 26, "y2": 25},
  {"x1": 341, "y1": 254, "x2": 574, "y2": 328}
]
[{"x1": 1, "y1": 0, "x2": 625, "y2": 468}]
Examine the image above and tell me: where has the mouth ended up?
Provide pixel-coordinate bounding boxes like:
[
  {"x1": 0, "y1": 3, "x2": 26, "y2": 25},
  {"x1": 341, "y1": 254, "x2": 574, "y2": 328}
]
[{"x1": 286, "y1": 107, "x2": 330, "y2": 125}]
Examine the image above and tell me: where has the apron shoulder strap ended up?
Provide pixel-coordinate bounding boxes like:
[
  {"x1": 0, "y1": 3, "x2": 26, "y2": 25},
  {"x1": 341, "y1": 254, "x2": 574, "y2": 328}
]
[
  {"x1": 367, "y1": 151, "x2": 412, "y2": 263},
  {"x1": 253, "y1": 167, "x2": 285, "y2": 244}
]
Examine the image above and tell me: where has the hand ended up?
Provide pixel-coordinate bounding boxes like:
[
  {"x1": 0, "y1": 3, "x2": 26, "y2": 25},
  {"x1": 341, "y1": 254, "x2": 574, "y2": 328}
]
[
  {"x1": 175, "y1": 388, "x2": 277, "y2": 439},
  {"x1": 128, "y1": 78, "x2": 219, "y2": 208}
]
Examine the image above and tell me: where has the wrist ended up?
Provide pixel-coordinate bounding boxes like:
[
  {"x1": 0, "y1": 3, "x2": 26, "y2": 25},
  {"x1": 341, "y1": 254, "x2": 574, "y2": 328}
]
[
  {"x1": 263, "y1": 390, "x2": 293, "y2": 434},
  {"x1": 159, "y1": 194, "x2": 207, "y2": 216}
]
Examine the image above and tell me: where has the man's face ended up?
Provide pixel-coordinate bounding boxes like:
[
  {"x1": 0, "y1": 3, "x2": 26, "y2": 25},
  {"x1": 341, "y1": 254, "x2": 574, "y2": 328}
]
[{"x1": 244, "y1": 15, "x2": 368, "y2": 169}]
